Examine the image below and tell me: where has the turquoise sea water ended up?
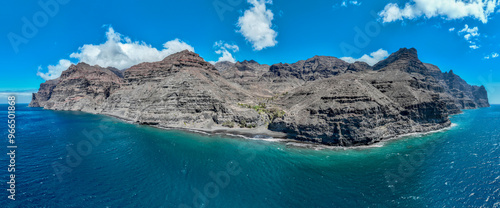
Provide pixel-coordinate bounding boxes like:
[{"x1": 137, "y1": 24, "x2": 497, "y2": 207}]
[{"x1": 1, "y1": 104, "x2": 499, "y2": 207}]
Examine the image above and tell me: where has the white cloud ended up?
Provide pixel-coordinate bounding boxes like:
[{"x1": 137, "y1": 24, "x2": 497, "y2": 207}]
[
  {"x1": 37, "y1": 59, "x2": 74, "y2": 80},
  {"x1": 484, "y1": 52, "x2": 499, "y2": 59},
  {"x1": 37, "y1": 27, "x2": 194, "y2": 80},
  {"x1": 470, "y1": 45, "x2": 480, "y2": 49},
  {"x1": 449, "y1": 27, "x2": 455, "y2": 31},
  {"x1": 209, "y1": 41, "x2": 240, "y2": 64},
  {"x1": 341, "y1": 1, "x2": 362, "y2": 7},
  {"x1": 237, "y1": 0, "x2": 278, "y2": 51},
  {"x1": 457, "y1": 24, "x2": 481, "y2": 49},
  {"x1": 340, "y1": 48, "x2": 389, "y2": 66},
  {"x1": 459, "y1": 24, "x2": 479, "y2": 40},
  {"x1": 379, "y1": 0, "x2": 500, "y2": 23}
]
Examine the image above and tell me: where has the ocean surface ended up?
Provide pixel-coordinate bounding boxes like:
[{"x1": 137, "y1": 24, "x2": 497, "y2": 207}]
[{"x1": 1, "y1": 104, "x2": 499, "y2": 207}]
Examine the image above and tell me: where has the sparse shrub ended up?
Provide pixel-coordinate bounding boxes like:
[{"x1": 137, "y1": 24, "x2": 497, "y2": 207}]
[
  {"x1": 239, "y1": 120, "x2": 247, "y2": 128},
  {"x1": 222, "y1": 121, "x2": 235, "y2": 128}
]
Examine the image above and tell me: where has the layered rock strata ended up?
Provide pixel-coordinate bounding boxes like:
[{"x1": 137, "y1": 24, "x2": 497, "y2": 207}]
[{"x1": 30, "y1": 48, "x2": 489, "y2": 146}]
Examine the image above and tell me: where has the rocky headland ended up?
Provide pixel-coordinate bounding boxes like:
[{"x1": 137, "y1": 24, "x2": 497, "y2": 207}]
[{"x1": 30, "y1": 48, "x2": 489, "y2": 146}]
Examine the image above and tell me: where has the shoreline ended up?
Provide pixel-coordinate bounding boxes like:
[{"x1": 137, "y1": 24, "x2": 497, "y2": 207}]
[
  {"x1": 98, "y1": 111, "x2": 455, "y2": 150},
  {"x1": 28, "y1": 105, "x2": 464, "y2": 150}
]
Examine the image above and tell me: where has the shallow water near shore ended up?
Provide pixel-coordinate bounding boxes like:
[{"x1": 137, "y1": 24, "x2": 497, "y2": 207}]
[{"x1": 1, "y1": 104, "x2": 499, "y2": 207}]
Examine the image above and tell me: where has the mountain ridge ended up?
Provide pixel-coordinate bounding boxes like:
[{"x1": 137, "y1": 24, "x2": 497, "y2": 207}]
[{"x1": 30, "y1": 48, "x2": 489, "y2": 146}]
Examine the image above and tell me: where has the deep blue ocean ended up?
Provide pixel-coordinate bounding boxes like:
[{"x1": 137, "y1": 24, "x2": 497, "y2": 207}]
[{"x1": 1, "y1": 104, "x2": 499, "y2": 207}]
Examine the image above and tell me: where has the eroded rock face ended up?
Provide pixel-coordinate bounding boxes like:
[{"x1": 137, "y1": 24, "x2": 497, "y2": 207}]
[
  {"x1": 29, "y1": 63, "x2": 123, "y2": 112},
  {"x1": 441, "y1": 70, "x2": 490, "y2": 109},
  {"x1": 101, "y1": 52, "x2": 261, "y2": 129},
  {"x1": 29, "y1": 79, "x2": 59, "y2": 108},
  {"x1": 216, "y1": 56, "x2": 371, "y2": 96},
  {"x1": 265, "y1": 56, "x2": 351, "y2": 81},
  {"x1": 31, "y1": 48, "x2": 489, "y2": 146},
  {"x1": 216, "y1": 60, "x2": 272, "y2": 96},
  {"x1": 269, "y1": 75, "x2": 425, "y2": 145},
  {"x1": 125, "y1": 50, "x2": 218, "y2": 84}
]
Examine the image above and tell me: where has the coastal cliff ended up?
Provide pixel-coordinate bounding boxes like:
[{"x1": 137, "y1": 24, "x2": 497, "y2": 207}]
[{"x1": 30, "y1": 48, "x2": 489, "y2": 146}]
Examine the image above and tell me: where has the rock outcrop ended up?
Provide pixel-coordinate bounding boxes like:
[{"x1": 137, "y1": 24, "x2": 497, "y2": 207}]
[
  {"x1": 216, "y1": 60, "x2": 272, "y2": 96},
  {"x1": 31, "y1": 48, "x2": 489, "y2": 146},
  {"x1": 29, "y1": 63, "x2": 123, "y2": 111}
]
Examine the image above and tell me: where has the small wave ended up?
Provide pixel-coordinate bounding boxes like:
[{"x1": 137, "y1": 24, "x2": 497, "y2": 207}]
[
  {"x1": 222, "y1": 133, "x2": 251, "y2": 139},
  {"x1": 186, "y1": 129, "x2": 211, "y2": 136},
  {"x1": 283, "y1": 141, "x2": 385, "y2": 151},
  {"x1": 101, "y1": 111, "x2": 458, "y2": 151},
  {"x1": 395, "y1": 124, "x2": 455, "y2": 139}
]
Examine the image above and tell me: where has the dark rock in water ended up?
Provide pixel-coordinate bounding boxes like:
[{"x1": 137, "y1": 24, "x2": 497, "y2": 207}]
[{"x1": 31, "y1": 48, "x2": 490, "y2": 146}]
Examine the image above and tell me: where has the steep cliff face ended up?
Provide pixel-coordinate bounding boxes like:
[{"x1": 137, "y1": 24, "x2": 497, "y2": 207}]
[
  {"x1": 373, "y1": 48, "x2": 429, "y2": 75},
  {"x1": 371, "y1": 48, "x2": 488, "y2": 113},
  {"x1": 441, "y1": 70, "x2": 490, "y2": 108},
  {"x1": 216, "y1": 56, "x2": 371, "y2": 96},
  {"x1": 260, "y1": 56, "x2": 352, "y2": 94},
  {"x1": 269, "y1": 74, "x2": 438, "y2": 146},
  {"x1": 268, "y1": 49, "x2": 453, "y2": 145},
  {"x1": 364, "y1": 49, "x2": 451, "y2": 123},
  {"x1": 346, "y1": 61, "x2": 372, "y2": 73},
  {"x1": 29, "y1": 79, "x2": 59, "y2": 107},
  {"x1": 216, "y1": 60, "x2": 272, "y2": 96},
  {"x1": 100, "y1": 51, "x2": 265, "y2": 128},
  {"x1": 31, "y1": 51, "x2": 266, "y2": 129},
  {"x1": 31, "y1": 48, "x2": 489, "y2": 146},
  {"x1": 265, "y1": 56, "x2": 351, "y2": 81},
  {"x1": 29, "y1": 63, "x2": 123, "y2": 111},
  {"x1": 125, "y1": 50, "x2": 218, "y2": 84},
  {"x1": 472, "y1": 85, "x2": 489, "y2": 107},
  {"x1": 423, "y1": 63, "x2": 490, "y2": 111}
]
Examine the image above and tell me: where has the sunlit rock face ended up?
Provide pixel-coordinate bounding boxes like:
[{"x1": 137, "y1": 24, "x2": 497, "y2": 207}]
[{"x1": 31, "y1": 48, "x2": 489, "y2": 146}]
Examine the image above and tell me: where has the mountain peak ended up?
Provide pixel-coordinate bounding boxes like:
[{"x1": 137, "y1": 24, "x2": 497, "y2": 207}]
[
  {"x1": 162, "y1": 50, "x2": 199, "y2": 61},
  {"x1": 395, "y1": 47, "x2": 418, "y2": 56},
  {"x1": 240, "y1": 60, "x2": 258, "y2": 64},
  {"x1": 372, "y1": 47, "x2": 425, "y2": 74}
]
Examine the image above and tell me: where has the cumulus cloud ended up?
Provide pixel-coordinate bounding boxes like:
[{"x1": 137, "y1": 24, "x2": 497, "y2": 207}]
[
  {"x1": 449, "y1": 27, "x2": 455, "y2": 31},
  {"x1": 379, "y1": 0, "x2": 500, "y2": 23},
  {"x1": 340, "y1": 49, "x2": 389, "y2": 66},
  {"x1": 37, "y1": 27, "x2": 194, "y2": 80},
  {"x1": 37, "y1": 59, "x2": 74, "y2": 80},
  {"x1": 209, "y1": 41, "x2": 240, "y2": 64},
  {"x1": 237, "y1": 0, "x2": 278, "y2": 51},
  {"x1": 484, "y1": 52, "x2": 499, "y2": 59}
]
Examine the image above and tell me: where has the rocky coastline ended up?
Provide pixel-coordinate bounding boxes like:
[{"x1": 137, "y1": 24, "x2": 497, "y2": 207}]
[{"x1": 30, "y1": 48, "x2": 489, "y2": 146}]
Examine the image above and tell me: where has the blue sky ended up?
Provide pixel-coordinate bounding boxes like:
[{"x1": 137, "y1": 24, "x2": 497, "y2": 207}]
[{"x1": 1, "y1": 0, "x2": 499, "y2": 103}]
